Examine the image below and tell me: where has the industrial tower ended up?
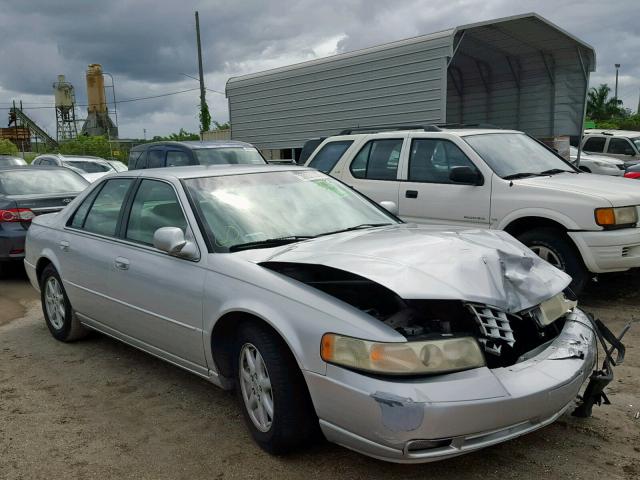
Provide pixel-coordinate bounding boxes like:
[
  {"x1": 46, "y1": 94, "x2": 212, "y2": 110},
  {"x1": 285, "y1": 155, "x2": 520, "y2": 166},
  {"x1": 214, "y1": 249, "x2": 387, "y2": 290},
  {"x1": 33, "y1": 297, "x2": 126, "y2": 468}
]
[
  {"x1": 81, "y1": 64, "x2": 118, "y2": 138},
  {"x1": 53, "y1": 75, "x2": 78, "y2": 141}
]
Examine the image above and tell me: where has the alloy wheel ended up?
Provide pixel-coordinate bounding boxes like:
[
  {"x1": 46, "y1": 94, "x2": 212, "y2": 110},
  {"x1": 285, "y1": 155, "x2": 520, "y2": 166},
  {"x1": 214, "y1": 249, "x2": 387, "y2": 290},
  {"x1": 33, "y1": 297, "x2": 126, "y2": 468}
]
[
  {"x1": 239, "y1": 343, "x2": 274, "y2": 432},
  {"x1": 530, "y1": 245, "x2": 564, "y2": 270},
  {"x1": 44, "y1": 277, "x2": 66, "y2": 330}
]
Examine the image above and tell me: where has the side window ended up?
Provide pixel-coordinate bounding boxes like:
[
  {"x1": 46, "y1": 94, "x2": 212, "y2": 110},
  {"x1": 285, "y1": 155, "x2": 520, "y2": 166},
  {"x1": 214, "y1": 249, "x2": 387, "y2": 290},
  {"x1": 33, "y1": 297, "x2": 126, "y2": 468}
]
[
  {"x1": 608, "y1": 138, "x2": 635, "y2": 155},
  {"x1": 583, "y1": 137, "x2": 606, "y2": 153},
  {"x1": 147, "y1": 150, "x2": 165, "y2": 168},
  {"x1": 125, "y1": 180, "x2": 188, "y2": 246},
  {"x1": 408, "y1": 139, "x2": 478, "y2": 184},
  {"x1": 308, "y1": 141, "x2": 353, "y2": 173},
  {"x1": 82, "y1": 179, "x2": 134, "y2": 236},
  {"x1": 349, "y1": 139, "x2": 402, "y2": 180},
  {"x1": 69, "y1": 185, "x2": 103, "y2": 228},
  {"x1": 166, "y1": 150, "x2": 192, "y2": 167},
  {"x1": 128, "y1": 150, "x2": 142, "y2": 168}
]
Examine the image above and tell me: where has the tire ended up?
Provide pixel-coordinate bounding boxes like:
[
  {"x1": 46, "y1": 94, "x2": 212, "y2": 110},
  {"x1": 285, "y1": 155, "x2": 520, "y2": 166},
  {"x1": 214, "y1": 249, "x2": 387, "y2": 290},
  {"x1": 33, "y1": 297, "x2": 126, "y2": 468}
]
[
  {"x1": 517, "y1": 227, "x2": 590, "y2": 294},
  {"x1": 234, "y1": 322, "x2": 318, "y2": 454},
  {"x1": 40, "y1": 263, "x2": 88, "y2": 342}
]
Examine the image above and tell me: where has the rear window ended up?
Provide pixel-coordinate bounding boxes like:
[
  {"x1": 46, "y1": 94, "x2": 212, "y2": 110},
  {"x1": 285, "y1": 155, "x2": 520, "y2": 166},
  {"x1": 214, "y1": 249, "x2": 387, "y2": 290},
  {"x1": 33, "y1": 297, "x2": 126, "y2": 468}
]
[
  {"x1": 0, "y1": 157, "x2": 27, "y2": 166},
  {"x1": 0, "y1": 169, "x2": 88, "y2": 195},
  {"x1": 193, "y1": 147, "x2": 265, "y2": 165},
  {"x1": 308, "y1": 141, "x2": 353, "y2": 173},
  {"x1": 583, "y1": 137, "x2": 606, "y2": 153},
  {"x1": 63, "y1": 161, "x2": 111, "y2": 173}
]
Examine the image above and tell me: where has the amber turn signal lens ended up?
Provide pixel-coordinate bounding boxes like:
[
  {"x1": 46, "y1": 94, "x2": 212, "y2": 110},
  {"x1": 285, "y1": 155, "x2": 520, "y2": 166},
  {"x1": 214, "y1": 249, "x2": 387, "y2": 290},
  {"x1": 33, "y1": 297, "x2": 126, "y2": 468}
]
[{"x1": 595, "y1": 208, "x2": 616, "y2": 226}]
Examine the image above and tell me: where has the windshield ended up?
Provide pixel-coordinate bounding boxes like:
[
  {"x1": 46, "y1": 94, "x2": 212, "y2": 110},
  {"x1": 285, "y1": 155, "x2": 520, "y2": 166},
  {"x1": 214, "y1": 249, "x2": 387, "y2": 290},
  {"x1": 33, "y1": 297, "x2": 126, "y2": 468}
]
[
  {"x1": 193, "y1": 147, "x2": 266, "y2": 166},
  {"x1": 108, "y1": 161, "x2": 128, "y2": 172},
  {"x1": 63, "y1": 160, "x2": 111, "y2": 173},
  {"x1": 0, "y1": 169, "x2": 88, "y2": 195},
  {"x1": 464, "y1": 133, "x2": 575, "y2": 179},
  {"x1": 183, "y1": 170, "x2": 398, "y2": 252},
  {"x1": 0, "y1": 157, "x2": 27, "y2": 166}
]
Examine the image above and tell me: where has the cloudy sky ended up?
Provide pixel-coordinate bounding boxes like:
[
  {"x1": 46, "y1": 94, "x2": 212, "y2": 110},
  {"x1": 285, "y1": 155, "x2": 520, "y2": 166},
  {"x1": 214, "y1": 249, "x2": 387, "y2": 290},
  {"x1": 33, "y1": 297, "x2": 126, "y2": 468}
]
[{"x1": 0, "y1": 0, "x2": 638, "y2": 139}]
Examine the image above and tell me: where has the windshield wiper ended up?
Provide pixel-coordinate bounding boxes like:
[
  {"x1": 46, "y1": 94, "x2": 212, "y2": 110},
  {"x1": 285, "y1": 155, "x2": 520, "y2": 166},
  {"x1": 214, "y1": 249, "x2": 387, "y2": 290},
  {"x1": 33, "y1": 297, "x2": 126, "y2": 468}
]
[
  {"x1": 502, "y1": 172, "x2": 542, "y2": 180},
  {"x1": 539, "y1": 168, "x2": 574, "y2": 175},
  {"x1": 313, "y1": 223, "x2": 393, "y2": 238},
  {"x1": 229, "y1": 236, "x2": 313, "y2": 252}
]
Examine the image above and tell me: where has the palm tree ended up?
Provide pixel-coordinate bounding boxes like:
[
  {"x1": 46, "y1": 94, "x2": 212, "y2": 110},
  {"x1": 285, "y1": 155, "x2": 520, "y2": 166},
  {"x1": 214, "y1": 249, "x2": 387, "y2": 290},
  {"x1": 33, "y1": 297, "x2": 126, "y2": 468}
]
[{"x1": 587, "y1": 84, "x2": 623, "y2": 121}]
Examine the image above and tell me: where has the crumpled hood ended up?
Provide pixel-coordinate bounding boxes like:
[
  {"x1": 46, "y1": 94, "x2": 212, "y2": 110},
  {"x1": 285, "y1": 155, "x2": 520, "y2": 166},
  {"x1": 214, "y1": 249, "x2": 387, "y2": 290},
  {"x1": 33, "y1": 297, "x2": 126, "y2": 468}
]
[
  {"x1": 518, "y1": 172, "x2": 640, "y2": 206},
  {"x1": 257, "y1": 225, "x2": 571, "y2": 313}
]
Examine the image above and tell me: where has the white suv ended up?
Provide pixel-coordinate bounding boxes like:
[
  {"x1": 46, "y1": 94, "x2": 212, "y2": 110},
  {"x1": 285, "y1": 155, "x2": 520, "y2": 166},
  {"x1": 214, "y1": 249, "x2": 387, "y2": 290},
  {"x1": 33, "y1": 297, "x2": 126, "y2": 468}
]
[
  {"x1": 304, "y1": 127, "x2": 640, "y2": 292},
  {"x1": 581, "y1": 130, "x2": 640, "y2": 164}
]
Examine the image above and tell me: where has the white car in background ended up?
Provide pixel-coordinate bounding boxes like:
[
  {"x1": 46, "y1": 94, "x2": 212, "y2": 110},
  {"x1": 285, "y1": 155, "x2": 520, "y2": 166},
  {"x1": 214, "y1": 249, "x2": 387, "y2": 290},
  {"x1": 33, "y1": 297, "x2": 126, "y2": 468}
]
[
  {"x1": 582, "y1": 130, "x2": 640, "y2": 164},
  {"x1": 32, "y1": 154, "x2": 114, "y2": 182},
  {"x1": 569, "y1": 146, "x2": 624, "y2": 176}
]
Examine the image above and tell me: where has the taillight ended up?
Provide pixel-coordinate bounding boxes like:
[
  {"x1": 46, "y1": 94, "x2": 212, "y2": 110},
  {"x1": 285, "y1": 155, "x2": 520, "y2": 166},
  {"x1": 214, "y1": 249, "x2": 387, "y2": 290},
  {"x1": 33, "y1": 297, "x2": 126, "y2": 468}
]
[
  {"x1": 624, "y1": 172, "x2": 640, "y2": 180},
  {"x1": 0, "y1": 208, "x2": 35, "y2": 222}
]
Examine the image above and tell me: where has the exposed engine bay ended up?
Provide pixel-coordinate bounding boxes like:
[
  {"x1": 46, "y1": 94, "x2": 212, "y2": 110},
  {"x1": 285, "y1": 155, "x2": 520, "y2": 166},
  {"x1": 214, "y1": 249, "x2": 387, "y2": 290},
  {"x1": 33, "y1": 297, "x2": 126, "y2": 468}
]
[{"x1": 263, "y1": 262, "x2": 577, "y2": 368}]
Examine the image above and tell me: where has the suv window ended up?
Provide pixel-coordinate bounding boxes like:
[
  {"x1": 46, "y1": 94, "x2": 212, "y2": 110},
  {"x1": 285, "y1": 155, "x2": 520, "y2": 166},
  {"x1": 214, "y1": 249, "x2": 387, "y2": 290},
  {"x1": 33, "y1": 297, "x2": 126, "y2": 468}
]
[
  {"x1": 583, "y1": 136, "x2": 606, "y2": 153},
  {"x1": 81, "y1": 179, "x2": 134, "y2": 236},
  {"x1": 350, "y1": 139, "x2": 402, "y2": 180},
  {"x1": 166, "y1": 150, "x2": 192, "y2": 167},
  {"x1": 148, "y1": 150, "x2": 165, "y2": 168},
  {"x1": 308, "y1": 141, "x2": 353, "y2": 173},
  {"x1": 125, "y1": 180, "x2": 187, "y2": 245},
  {"x1": 409, "y1": 139, "x2": 478, "y2": 183},
  {"x1": 608, "y1": 138, "x2": 635, "y2": 155},
  {"x1": 129, "y1": 150, "x2": 142, "y2": 168}
]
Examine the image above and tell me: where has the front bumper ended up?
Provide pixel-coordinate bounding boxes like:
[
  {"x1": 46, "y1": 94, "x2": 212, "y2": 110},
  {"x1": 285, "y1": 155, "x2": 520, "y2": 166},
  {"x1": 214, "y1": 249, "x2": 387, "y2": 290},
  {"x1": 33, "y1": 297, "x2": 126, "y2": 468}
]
[
  {"x1": 569, "y1": 227, "x2": 640, "y2": 273},
  {"x1": 305, "y1": 309, "x2": 596, "y2": 463}
]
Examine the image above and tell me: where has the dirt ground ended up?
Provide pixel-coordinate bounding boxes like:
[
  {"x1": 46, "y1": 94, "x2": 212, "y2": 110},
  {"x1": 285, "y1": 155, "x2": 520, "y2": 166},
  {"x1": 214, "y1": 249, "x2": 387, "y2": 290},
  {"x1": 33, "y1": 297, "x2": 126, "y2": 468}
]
[{"x1": 1, "y1": 264, "x2": 639, "y2": 480}]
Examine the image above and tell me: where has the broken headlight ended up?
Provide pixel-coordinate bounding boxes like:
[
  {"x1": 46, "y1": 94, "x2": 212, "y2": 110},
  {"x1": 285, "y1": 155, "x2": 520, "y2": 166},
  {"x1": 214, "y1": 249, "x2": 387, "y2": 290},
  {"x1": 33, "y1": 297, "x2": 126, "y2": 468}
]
[{"x1": 320, "y1": 333, "x2": 485, "y2": 375}]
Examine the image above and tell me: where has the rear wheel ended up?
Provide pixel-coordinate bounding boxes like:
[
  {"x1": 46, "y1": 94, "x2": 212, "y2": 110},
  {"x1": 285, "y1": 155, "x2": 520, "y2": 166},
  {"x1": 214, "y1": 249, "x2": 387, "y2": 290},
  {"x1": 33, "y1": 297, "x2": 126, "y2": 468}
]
[
  {"x1": 40, "y1": 264, "x2": 88, "y2": 342},
  {"x1": 517, "y1": 227, "x2": 589, "y2": 294},
  {"x1": 234, "y1": 322, "x2": 318, "y2": 454}
]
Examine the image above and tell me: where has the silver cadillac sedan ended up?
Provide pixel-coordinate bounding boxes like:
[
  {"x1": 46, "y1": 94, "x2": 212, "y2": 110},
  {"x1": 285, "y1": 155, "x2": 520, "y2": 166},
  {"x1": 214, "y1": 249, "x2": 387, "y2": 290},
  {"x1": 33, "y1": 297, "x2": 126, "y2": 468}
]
[{"x1": 24, "y1": 165, "x2": 615, "y2": 462}]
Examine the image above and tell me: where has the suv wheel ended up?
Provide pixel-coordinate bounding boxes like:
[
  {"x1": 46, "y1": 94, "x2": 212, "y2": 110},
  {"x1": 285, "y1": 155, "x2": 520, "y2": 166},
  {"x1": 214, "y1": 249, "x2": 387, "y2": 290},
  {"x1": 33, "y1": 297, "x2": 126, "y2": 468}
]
[
  {"x1": 40, "y1": 264, "x2": 88, "y2": 342},
  {"x1": 517, "y1": 227, "x2": 589, "y2": 294},
  {"x1": 234, "y1": 322, "x2": 318, "y2": 454}
]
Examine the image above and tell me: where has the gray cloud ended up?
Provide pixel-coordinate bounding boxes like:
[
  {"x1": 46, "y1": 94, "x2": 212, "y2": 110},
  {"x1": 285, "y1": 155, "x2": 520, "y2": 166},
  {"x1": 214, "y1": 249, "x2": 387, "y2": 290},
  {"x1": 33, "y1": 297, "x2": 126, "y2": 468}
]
[{"x1": 0, "y1": 0, "x2": 638, "y2": 138}]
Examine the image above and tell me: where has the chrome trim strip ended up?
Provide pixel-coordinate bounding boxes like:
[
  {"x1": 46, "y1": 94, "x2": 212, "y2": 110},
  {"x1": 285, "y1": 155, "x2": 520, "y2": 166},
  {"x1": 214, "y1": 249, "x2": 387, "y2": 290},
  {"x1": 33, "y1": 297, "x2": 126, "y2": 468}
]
[{"x1": 66, "y1": 280, "x2": 203, "y2": 333}]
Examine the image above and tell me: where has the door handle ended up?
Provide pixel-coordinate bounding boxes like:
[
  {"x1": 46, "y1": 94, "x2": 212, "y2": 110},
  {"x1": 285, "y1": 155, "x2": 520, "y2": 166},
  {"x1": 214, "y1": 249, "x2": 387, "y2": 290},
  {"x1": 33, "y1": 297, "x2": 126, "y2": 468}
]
[
  {"x1": 405, "y1": 190, "x2": 418, "y2": 199},
  {"x1": 114, "y1": 257, "x2": 130, "y2": 271},
  {"x1": 59, "y1": 240, "x2": 70, "y2": 252}
]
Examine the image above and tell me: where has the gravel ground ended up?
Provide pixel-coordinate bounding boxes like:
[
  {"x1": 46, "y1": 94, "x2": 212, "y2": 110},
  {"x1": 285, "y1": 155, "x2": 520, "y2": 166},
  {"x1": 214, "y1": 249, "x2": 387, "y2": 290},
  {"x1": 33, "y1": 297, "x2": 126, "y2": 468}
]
[{"x1": 1, "y1": 265, "x2": 638, "y2": 480}]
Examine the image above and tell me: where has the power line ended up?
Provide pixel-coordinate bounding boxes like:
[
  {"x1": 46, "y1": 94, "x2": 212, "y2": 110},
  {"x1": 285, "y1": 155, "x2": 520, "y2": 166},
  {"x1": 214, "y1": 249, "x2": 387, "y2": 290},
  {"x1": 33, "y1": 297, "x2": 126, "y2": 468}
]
[{"x1": 0, "y1": 87, "x2": 201, "y2": 110}]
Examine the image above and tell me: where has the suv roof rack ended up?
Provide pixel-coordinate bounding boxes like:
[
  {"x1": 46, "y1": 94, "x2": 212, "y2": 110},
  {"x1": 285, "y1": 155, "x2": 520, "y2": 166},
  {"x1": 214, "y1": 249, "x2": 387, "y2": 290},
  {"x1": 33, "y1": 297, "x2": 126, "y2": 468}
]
[{"x1": 338, "y1": 123, "x2": 503, "y2": 135}]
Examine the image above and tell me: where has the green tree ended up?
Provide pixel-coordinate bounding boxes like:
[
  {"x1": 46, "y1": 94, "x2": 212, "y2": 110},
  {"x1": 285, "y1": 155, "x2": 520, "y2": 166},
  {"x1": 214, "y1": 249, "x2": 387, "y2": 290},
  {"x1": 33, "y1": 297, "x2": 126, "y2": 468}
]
[
  {"x1": 199, "y1": 98, "x2": 211, "y2": 133},
  {"x1": 587, "y1": 84, "x2": 623, "y2": 121},
  {"x1": 0, "y1": 139, "x2": 19, "y2": 155},
  {"x1": 150, "y1": 128, "x2": 200, "y2": 142},
  {"x1": 58, "y1": 135, "x2": 116, "y2": 159},
  {"x1": 213, "y1": 121, "x2": 230, "y2": 130}
]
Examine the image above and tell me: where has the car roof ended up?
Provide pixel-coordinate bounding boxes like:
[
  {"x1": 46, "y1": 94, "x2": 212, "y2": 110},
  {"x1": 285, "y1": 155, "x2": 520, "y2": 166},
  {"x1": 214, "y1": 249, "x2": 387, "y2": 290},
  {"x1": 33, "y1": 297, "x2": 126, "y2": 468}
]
[
  {"x1": 113, "y1": 164, "x2": 312, "y2": 180},
  {"x1": 584, "y1": 129, "x2": 640, "y2": 138},
  {"x1": 326, "y1": 128, "x2": 522, "y2": 140},
  {"x1": 0, "y1": 165, "x2": 70, "y2": 172},
  {"x1": 63, "y1": 156, "x2": 109, "y2": 163},
  {"x1": 131, "y1": 140, "x2": 253, "y2": 151}
]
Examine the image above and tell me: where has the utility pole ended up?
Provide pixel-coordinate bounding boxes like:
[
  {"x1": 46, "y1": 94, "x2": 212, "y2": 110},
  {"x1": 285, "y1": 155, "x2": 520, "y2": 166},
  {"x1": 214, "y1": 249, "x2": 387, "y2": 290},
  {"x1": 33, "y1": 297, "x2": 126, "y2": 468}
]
[
  {"x1": 195, "y1": 11, "x2": 207, "y2": 139},
  {"x1": 614, "y1": 63, "x2": 620, "y2": 102},
  {"x1": 637, "y1": 88, "x2": 640, "y2": 114}
]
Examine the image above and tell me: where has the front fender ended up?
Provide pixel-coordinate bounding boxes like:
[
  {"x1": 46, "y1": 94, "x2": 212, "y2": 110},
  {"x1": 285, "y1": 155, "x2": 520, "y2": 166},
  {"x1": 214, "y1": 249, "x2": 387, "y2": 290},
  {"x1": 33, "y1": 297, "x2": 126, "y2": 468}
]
[{"x1": 496, "y1": 208, "x2": 580, "y2": 231}]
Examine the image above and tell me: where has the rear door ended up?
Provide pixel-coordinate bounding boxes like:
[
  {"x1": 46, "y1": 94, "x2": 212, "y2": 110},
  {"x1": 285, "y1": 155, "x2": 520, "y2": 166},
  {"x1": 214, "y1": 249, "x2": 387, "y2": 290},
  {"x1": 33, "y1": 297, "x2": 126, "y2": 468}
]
[
  {"x1": 605, "y1": 137, "x2": 640, "y2": 161},
  {"x1": 334, "y1": 135, "x2": 405, "y2": 206},
  {"x1": 398, "y1": 136, "x2": 491, "y2": 227}
]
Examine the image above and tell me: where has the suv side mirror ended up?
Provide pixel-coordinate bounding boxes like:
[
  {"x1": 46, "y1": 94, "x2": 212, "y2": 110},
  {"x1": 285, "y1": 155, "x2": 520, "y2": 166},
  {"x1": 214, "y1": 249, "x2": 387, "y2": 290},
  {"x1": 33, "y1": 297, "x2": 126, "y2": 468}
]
[
  {"x1": 449, "y1": 166, "x2": 482, "y2": 185},
  {"x1": 379, "y1": 200, "x2": 398, "y2": 216},
  {"x1": 153, "y1": 227, "x2": 199, "y2": 260}
]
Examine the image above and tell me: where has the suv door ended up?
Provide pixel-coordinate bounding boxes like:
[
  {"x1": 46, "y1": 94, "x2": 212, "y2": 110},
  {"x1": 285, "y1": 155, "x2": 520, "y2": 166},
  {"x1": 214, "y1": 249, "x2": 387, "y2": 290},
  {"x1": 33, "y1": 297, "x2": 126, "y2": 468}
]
[
  {"x1": 398, "y1": 136, "x2": 491, "y2": 227},
  {"x1": 106, "y1": 178, "x2": 207, "y2": 370},
  {"x1": 605, "y1": 137, "x2": 640, "y2": 161},
  {"x1": 334, "y1": 135, "x2": 405, "y2": 207}
]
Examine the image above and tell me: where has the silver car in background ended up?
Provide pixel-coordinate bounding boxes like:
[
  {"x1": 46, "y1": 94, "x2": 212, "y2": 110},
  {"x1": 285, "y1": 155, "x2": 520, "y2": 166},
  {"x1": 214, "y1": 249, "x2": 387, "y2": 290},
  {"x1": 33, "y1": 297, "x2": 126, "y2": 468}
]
[{"x1": 24, "y1": 165, "x2": 621, "y2": 462}]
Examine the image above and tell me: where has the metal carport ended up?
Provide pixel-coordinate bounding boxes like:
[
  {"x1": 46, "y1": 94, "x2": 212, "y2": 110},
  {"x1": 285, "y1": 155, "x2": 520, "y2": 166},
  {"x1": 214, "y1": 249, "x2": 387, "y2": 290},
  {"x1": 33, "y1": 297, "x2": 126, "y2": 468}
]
[{"x1": 225, "y1": 13, "x2": 595, "y2": 151}]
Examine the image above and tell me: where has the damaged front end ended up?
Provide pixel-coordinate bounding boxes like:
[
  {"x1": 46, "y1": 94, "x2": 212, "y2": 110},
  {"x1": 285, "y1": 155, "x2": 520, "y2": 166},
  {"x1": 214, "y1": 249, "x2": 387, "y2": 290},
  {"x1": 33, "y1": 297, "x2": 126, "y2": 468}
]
[{"x1": 262, "y1": 262, "x2": 629, "y2": 417}]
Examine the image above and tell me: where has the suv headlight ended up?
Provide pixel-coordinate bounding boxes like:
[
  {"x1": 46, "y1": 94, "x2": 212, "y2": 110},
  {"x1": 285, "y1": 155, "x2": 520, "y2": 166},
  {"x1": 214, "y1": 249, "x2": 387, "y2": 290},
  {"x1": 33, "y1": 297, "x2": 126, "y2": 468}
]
[
  {"x1": 595, "y1": 206, "x2": 638, "y2": 228},
  {"x1": 320, "y1": 333, "x2": 485, "y2": 375}
]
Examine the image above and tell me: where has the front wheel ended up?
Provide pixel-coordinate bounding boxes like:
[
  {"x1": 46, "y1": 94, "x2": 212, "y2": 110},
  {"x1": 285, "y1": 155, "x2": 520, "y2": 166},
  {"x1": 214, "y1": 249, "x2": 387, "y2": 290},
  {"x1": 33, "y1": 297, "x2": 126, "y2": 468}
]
[
  {"x1": 234, "y1": 322, "x2": 318, "y2": 454},
  {"x1": 517, "y1": 227, "x2": 590, "y2": 294},
  {"x1": 40, "y1": 264, "x2": 88, "y2": 342}
]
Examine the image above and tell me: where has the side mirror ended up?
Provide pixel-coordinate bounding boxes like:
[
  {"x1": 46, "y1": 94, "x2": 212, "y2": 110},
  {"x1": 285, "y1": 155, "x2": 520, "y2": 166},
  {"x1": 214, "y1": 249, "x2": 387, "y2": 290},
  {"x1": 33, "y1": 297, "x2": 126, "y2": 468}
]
[
  {"x1": 379, "y1": 200, "x2": 399, "y2": 216},
  {"x1": 449, "y1": 166, "x2": 482, "y2": 185},
  {"x1": 153, "y1": 227, "x2": 199, "y2": 260}
]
